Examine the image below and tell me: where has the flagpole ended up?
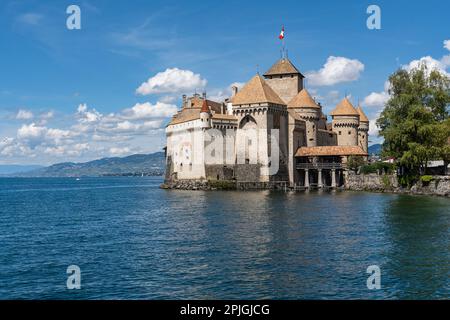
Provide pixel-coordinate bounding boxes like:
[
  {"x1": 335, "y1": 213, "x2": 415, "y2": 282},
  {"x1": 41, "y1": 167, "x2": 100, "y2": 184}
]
[{"x1": 279, "y1": 25, "x2": 285, "y2": 58}]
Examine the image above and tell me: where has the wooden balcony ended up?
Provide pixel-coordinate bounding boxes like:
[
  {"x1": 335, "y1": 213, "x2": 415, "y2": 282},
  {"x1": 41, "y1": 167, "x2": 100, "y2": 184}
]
[{"x1": 296, "y1": 162, "x2": 344, "y2": 170}]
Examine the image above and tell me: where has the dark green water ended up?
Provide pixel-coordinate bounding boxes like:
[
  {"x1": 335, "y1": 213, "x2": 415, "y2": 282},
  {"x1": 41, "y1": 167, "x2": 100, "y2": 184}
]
[{"x1": 0, "y1": 177, "x2": 448, "y2": 299}]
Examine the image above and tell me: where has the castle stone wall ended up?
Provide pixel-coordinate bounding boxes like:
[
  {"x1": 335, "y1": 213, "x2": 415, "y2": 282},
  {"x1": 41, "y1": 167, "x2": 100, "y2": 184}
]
[{"x1": 235, "y1": 164, "x2": 261, "y2": 182}]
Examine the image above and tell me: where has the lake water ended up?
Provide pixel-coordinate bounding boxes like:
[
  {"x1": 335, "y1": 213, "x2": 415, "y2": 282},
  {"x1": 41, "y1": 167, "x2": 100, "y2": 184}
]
[{"x1": 0, "y1": 177, "x2": 448, "y2": 299}]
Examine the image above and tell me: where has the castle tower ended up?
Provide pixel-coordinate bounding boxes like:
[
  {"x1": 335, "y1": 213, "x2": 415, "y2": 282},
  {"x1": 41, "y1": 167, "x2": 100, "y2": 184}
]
[
  {"x1": 356, "y1": 105, "x2": 369, "y2": 153},
  {"x1": 263, "y1": 58, "x2": 304, "y2": 104},
  {"x1": 200, "y1": 94, "x2": 212, "y2": 129},
  {"x1": 287, "y1": 89, "x2": 321, "y2": 147},
  {"x1": 330, "y1": 97, "x2": 360, "y2": 146},
  {"x1": 231, "y1": 74, "x2": 289, "y2": 182}
]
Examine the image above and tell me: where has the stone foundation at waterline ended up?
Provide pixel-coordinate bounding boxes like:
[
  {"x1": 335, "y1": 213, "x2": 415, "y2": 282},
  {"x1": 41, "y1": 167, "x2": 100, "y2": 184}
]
[
  {"x1": 344, "y1": 173, "x2": 450, "y2": 197},
  {"x1": 344, "y1": 172, "x2": 398, "y2": 192}
]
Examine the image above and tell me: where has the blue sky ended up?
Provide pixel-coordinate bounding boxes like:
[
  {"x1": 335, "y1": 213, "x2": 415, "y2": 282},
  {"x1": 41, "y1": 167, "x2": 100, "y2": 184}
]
[{"x1": 1, "y1": 0, "x2": 449, "y2": 165}]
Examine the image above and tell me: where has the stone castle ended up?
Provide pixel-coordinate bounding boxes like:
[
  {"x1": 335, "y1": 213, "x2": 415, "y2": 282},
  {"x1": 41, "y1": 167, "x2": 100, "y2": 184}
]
[{"x1": 164, "y1": 56, "x2": 369, "y2": 188}]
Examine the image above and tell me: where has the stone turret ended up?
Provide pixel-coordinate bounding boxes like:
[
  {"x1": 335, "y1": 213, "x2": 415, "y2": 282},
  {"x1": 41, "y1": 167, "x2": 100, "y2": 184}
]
[
  {"x1": 263, "y1": 58, "x2": 304, "y2": 104},
  {"x1": 356, "y1": 105, "x2": 369, "y2": 153},
  {"x1": 288, "y1": 89, "x2": 321, "y2": 146},
  {"x1": 200, "y1": 94, "x2": 212, "y2": 129},
  {"x1": 330, "y1": 98, "x2": 360, "y2": 146}
]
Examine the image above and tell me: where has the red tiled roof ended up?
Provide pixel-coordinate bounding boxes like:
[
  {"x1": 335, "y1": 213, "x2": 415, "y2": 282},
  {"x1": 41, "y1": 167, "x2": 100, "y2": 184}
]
[{"x1": 295, "y1": 145, "x2": 368, "y2": 157}]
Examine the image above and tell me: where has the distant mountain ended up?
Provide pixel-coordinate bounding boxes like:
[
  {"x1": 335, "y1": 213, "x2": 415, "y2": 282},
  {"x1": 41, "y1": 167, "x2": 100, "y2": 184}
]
[
  {"x1": 11, "y1": 152, "x2": 166, "y2": 177},
  {"x1": 0, "y1": 165, "x2": 44, "y2": 175},
  {"x1": 368, "y1": 144, "x2": 382, "y2": 155}
]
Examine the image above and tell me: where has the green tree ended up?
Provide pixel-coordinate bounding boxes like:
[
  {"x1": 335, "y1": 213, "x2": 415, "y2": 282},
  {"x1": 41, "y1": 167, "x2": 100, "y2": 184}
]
[
  {"x1": 376, "y1": 65, "x2": 450, "y2": 177},
  {"x1": 347, "y1": 155, "x2": 365, "y2": 172}
]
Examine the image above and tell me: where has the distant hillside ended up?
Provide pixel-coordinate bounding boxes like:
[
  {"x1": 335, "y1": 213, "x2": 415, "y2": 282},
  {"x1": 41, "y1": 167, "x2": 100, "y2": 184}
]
[
  {"x1": 12, "y1": 152, "x2": 166, "y2": 177},
  {"x1": 0, "y1": 165, "x2": 44, "y2": 175},
  {"x1": 368, "y1": 144, "x2": 382, "y2": 155}
]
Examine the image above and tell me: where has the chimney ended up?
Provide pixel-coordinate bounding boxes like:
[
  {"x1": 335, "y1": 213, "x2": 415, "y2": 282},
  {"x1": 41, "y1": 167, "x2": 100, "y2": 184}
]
[
  {"x1": 182, "y1": 94, "x2": 187, "y2": 108},
  {"x1": 202, "y1": 92, "x2": 207, "y2": 99},
  {"x1": 231, "y1": 86, "x2": 238, "y2": 97}
]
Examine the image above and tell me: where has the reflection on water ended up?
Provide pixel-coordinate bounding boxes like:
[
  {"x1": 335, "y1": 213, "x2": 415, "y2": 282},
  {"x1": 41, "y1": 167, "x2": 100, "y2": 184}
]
[{"x1": 0, "y1": 177, "x2": 448, "y2": 299}]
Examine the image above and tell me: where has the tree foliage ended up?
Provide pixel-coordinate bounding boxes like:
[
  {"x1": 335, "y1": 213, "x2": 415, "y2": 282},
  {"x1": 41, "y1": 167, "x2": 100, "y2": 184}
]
[
  {"x1": 347, "y1": 155, "x2": 365, "y2": 172},
  {"x1": 376, "y1": 65, "x2": 450, "y2": 175}
]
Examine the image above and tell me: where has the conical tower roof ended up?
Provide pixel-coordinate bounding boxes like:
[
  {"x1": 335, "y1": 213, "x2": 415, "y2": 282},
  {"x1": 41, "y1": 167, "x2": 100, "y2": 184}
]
[
  {"x1": 263, "y1": 58, "x2": 303, "y2": 77},
  {"x1": 356, "y1": 105, "x2": 369, "y2": 122},
  {"x1": 330, "y1": 97, "x2": 359, "y2": 117},
  {"x1": 200, "y1": 98, "x2": 210, "y2": 113},
  {"x1": 287, "y1": 89, "x2": 320, "y2": 109},
  {"x1": 231, "y1": 74, "x2": 285, "y2": 105}
]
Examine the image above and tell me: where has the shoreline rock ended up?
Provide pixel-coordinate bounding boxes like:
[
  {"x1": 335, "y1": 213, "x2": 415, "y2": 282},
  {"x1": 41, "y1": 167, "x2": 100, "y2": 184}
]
[{"x1": 344, "y1": 173, "x2": 450, "y2": 197}]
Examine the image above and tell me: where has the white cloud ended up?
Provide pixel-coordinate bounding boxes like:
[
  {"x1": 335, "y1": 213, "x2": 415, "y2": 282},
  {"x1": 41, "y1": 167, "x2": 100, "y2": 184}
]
[
  {"x1": 121, "y1": 102, "x2": 178, "y2": 120},
  {"x1": 403, "y1": 55, "x2": 449, "y2": 76},
  {"x1": 46, "y1": 128, "x2": 73, "y2": 141},
  {"x1": 109, "y1": 147, "x2": 130, "y2": 156},
  {"x1": 77, "y1": 103, "x2": 102, "y2": 123},
  {"x1": 44, "y1": 143, "x2": 89, "y2": 157},
  {"x1": 16, "y1": 109, "x2": 34, "y2": 120},
  {"x1": 0, "y1": 137, "x2": 15, "y2": 156},
  {"x1": 16, "y1": 123, "x2": 75, "y2": 148},
  {"x1": 363, "y1": 91, "x2": 389, "y2": 108},
  {"x1": 0, "y1": 139, "x2": 32, "y2": 157},
  {"x1": 368, "y1": 120, "x2": 380, "y2": 137},
  {"x1": 444, "y1": 40, "x2": 450, "y2": 51},
  {"x1": 306, "y1": 56, "x2": 365, "y2": 86},
  {"x1": 17, "y1": 123, "x2": 46, "y2": 140},
  {"x1": 115, "y1": 121, "x2": 137, "y2": 132},
  {"x1": 136, "y1": 68, "x2": 207, "y2": 95}
]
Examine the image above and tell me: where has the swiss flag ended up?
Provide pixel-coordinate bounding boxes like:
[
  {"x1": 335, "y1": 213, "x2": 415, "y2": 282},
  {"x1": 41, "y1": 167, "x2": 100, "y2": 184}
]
[{"x1": 279, "y1": 26, "x2": 285, "y2": 40}]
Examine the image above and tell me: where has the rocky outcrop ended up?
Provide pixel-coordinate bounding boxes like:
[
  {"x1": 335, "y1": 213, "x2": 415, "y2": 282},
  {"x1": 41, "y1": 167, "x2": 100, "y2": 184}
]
[
  {"x1": 409, "y1": 176, "x2": 450, "y2": 197},
  {"x1": 345, "y1": 172, "x2": 450, "y2": 197}
]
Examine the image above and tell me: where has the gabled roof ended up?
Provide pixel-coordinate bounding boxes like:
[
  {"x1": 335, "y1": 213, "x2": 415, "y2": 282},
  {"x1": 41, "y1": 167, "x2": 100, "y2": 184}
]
[
  {"x1": 295, "y1": 145, "x2": 368, "y2": 157},
  {"x1": 356, "y1": 106, "x2": 369, "y2": 122},
  {"x1": 263, "y1": 58, "x2": 303, "y2": 77},
  {"x1": 288, "y1": 89, "x2": 320, "y2": 109},
  {"x1": 231, "y1": 74, "x2": 286, "y2": 105},
  {"x1": 330, "y1": 97, "x2": 359, "y2": 117}
]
